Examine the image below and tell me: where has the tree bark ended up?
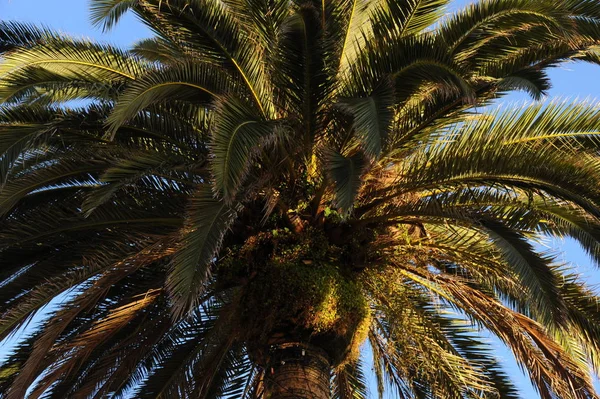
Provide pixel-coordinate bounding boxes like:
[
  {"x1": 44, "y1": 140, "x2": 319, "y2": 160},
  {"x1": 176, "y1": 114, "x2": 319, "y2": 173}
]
[{"x1": 263, "y1": 342, "x2": 331, "y2": 399}]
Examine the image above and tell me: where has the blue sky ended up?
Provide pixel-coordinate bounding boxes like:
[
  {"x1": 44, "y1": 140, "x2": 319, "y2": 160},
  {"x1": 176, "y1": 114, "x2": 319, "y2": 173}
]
[{"x1": 2, "y1": 0, "x2": 600, "y2": 397}]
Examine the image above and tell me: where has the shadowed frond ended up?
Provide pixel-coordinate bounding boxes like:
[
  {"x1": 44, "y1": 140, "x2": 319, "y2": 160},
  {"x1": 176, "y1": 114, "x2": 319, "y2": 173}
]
[
  {"x1": 324, "y1": 149, "x2": 367, "y2": 215},
  {"x1": 337, "y1": 79, "x2": 395, "y2": 158},
  {"x1": 167, "y1": 187, "x2": 239, "y2": 319}
]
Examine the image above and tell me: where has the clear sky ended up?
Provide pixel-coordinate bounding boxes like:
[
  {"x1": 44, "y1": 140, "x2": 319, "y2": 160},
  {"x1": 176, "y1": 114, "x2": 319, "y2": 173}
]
[{"x1": 1, "y1": 0, "x2": 600, "y2": 397}]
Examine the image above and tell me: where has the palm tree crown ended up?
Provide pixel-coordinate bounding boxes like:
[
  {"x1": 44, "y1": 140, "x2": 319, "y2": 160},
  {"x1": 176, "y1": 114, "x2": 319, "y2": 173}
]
[{"x1": 4, "y1": 0, "x2": 600, "y2": 398}]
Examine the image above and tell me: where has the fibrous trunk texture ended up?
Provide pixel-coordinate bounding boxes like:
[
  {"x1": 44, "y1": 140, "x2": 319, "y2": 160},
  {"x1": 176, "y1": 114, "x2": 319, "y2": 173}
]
[{"x1": 263, "y1": 342, "x2": 331, "y2": 399}]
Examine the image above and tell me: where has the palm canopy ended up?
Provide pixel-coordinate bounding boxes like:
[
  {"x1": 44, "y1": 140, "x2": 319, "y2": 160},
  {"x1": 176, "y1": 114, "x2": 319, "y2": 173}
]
[{"x1": 4, "y1": 0, "x2": 600, "y2": 397}]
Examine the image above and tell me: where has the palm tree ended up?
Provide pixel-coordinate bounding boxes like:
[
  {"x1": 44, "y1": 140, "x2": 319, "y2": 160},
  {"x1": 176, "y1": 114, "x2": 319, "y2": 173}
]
[{"x1": 4, "y1": 0, "x2": 600, "y2": 397}]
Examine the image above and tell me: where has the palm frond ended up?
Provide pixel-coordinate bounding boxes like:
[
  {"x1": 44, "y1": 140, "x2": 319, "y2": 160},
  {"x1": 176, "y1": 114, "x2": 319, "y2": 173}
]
[
  {"x1": 0, "y1": 150, "x2": 108, "y2": 217},
  {"x1": 324, "y1": 149, "x2": 367, "y2": 215},
  {"x1": 332, "y1": 359, "x2": 369, "y2": 399},
  {"x1": 26, "y1": 289, "x2": 163, "y2": 398},
  {"x1": 370, "y1": 0, "x2": 451, "y2": 40},
  {"x1": 393, "y1": 265, "x2": 597, "y2": 399},
  {"x1": 131, "y1": 37, "x2": 184, "y2": 64},
  {"x1": 125, "y1": 0, "x2": 272, "y2": 116},
  {"x1": 344, "y1": 34, "x2": 474, "y2": 106},
  {"x1": 106, "y1": 61, "x2": 238, "y2": 138},
  {"x1": 131, "y1": 290, "x2": 240, "y2": 398},
  {"x1": 3, "y1": 238, "x2": 176, "y2": 399},
  {"x1": 89, "y1": 0, "x2": 139, "y2": 31},
  {"x1": 0, "y1": 21, "x2": 49, "y2": 53},
  {"x1": 167, "y1": 187, "x2": 239, "y2": 319},
  {"x1": 210, "y1": 97, "x2": 281, "y2": 201},
  {"x1": 337, "y1": 79, "x2": 395, "y2": 158},
  {"x1": 480, "y1": 220, "x2": 565, "y2": 325},
  {"x1": 0, "y1": 37, "x2": 144, "y2": 101}
]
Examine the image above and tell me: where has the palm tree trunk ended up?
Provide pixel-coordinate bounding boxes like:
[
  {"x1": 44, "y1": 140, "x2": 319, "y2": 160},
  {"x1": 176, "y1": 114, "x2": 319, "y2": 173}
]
[{"x1": 263, "y1": 342, "x2": 331, "y2": 399}]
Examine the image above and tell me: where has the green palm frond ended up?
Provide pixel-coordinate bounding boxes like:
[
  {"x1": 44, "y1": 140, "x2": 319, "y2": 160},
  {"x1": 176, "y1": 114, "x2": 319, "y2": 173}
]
[
  {"x1": 89, "y1": 0, "x2": 139, "y2": 31},
  {"x1": 332, "y1": 359, "x2": 369, "y2": 399},
  {"x1": 210, "y1": 97, "x2": 282, "y2": 201},
  {"x1": 382, "y1": 102, "x2": 600, "y2": 220},
  {"x1": 131, "y1": 0, "x2": 272, "y2": 116},
  {"x1": 0, "y1": 66, "x2": 124, "y2": 104},
  {"x1": 131, "y1": 37, "x2": 185, "y2": 64},
  {"x1": 371, "y1": 0, "x2": 451, "y2": 40},
  {"x1": 107, "y1": 61, "x2": 238, "y2": 137},
  {"x1": 331, "y1": 0, "x2": 379, "y2": 76},
  {"x1": 27, "y1": 289, "x2": 163, "y2": 398},
  {"x1": 367, "y1": 272, "x2": 508, "y2": 399},
  {"x1": 560, "y1": 277, "x2": 600, "y2": 377},
  {"x1": 337, "y1": 79, "x2": 395, "y2": 158},
  {"x1": 0, "y1": 36, "x2": 144, "y2": 94},
  {"x1": 222, "y1": 0, "x2": 290, "y2": 49},
  {"x1": 0, "y1": 235, "x2": 156, "y2": 344},
  {"x1": 497, "y1": 71, "x2": 550, "y2": 100},
  {"x1": 81, "y1": 144, "x2": 199, "y2": 215},
  {"x1": 106, "y1": 299, "x2": 219, "y2": 397},
  {"x1": 344, "y1": 34, "x2": 473, "y2": 103},
  {"x1": 0, "y1": 104, "x2": 106, "y2": 184},
  {"x1": 440, "y1": 0, "x2": 575, "y2": 56},
  {"x1": 201, "y1": 346, "x2": 256, "y2": 399},
  {"x1": 480, "y1": 220, "x2": 565, "y2": 325}
]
